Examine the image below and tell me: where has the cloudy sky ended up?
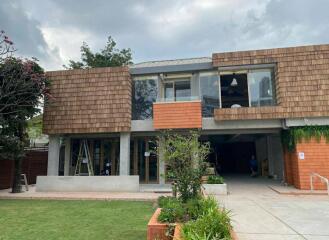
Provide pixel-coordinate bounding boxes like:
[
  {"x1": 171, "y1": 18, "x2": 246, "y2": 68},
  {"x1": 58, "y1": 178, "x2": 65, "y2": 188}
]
[{"x1": 1, "y1": 0, "x2": 329, "y2": 70}]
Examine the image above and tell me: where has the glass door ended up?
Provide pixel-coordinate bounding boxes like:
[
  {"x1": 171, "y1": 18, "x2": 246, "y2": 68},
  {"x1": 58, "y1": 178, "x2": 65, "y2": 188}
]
[{"x1": 135, "y1": 138, "x2": 158, "y2": 183}]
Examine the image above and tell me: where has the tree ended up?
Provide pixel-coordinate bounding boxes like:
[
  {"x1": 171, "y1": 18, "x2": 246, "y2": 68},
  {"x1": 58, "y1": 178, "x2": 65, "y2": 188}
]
[
  {"x1": 0, "y1": 57, "x2": 49, "y2": 193},
  {"x1": 65, "y1": 36, "x2": 133, "y2": 69},
  {"x1": 159, "y1": 131, "x2": 210, "y2": 202}
]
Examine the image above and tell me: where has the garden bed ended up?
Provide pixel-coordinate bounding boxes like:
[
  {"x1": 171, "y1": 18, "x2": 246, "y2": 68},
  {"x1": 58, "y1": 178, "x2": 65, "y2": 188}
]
[{"x1": 148, "y1": 197, "x2": 237, "y2": 240}]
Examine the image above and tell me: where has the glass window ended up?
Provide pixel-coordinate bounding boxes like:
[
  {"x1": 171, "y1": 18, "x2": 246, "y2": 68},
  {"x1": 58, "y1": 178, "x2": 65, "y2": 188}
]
[
  {"x1": 200, "y1": 72, "x2": 219, "y2": 117},
  {"x1": 248, "y1": 70, "x2": 275, "y2": 107},
  {"x1": 163, "y1": 79, "x2": 191, "y2": 102},
  {"x1": 164, "y1": 82, "x2": 174, "y2": 101},
  {"x1": 132, "y1": 78, "x2": 158, "y2": 120},
  {"x1": 175, "y1": 81, "x2": 191, "y2": 101}
]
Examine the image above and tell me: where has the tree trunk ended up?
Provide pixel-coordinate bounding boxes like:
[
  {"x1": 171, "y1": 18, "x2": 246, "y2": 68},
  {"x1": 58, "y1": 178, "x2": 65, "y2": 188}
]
[
  {"x1": 12, "y1": 156, "x2": 22, "y2": 193},
  {"x1": 11, "y1": 121, "x2": 25, "y2": 193}
]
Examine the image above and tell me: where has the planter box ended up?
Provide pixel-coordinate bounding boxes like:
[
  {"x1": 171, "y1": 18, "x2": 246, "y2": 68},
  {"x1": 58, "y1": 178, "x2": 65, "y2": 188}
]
[
  {"x1": 147, "y1": 208, "x2": 171, "y2": 240},
  {"x1": 173, "y1": 224, "x2": 238, "y2": 240},
  {"x1": 202, "y1": 183, "x2": 227, "y2": 195}
]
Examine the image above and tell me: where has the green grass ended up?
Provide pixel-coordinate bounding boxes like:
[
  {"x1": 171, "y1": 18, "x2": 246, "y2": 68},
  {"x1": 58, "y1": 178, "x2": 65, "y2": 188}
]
[{"x1": 0, "y1": 199, "x2": 155, "y2": 240}]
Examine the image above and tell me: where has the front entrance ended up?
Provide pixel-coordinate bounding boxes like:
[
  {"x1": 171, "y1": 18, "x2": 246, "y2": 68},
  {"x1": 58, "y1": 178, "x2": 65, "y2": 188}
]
[
  {"x1": 131, "y1": 137, "x2": 158, "y2": 184},
  {"x1": 204, "y1": 133, "x2": 284, "y2": 180}
]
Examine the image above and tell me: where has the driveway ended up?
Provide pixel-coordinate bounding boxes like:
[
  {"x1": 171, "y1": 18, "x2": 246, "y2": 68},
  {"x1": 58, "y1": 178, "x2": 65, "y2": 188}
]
[{"x1": 216, "y1": 175, "x2": 329, "y2": 240}]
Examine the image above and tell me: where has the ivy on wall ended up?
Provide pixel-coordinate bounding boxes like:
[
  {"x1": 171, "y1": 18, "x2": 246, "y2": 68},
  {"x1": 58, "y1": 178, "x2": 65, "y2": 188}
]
[{"x1": 281, "y1": 126, "x2": 329, "y2": 152}]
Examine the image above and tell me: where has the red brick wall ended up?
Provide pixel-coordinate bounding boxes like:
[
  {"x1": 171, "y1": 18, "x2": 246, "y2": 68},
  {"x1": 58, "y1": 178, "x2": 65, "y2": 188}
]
[
  {"x1": 153, "y1": 101, "x2": 202, "y2": 129},
  {"x1": 284, "y1": 138, "x2": 329, "y2": 190},
  {"x1": 0, "y1": 150, "x2": 48, "y2": 189}
]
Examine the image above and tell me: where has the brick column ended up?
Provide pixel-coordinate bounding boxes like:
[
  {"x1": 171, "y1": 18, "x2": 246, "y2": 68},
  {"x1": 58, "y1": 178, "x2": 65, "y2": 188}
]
[{"x1": 284, "y1": 138, "x2": 329, "y2": 190}]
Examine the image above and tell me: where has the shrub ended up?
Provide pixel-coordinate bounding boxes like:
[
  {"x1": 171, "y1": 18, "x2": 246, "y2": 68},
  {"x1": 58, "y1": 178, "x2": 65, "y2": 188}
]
[
  {"x1": 158, "y1": 197, "x2": 185, "y2": 223},
  {"x1": 182, "y1": 207, "x2": 232, "y2": 240},
  {"x1": 185, "y1": 196, "x2": 218, "y2": 221},
  {"x1": 159, "y1": 131, "x2": 210, "y2": 203},
  {"x1": 207, "y1": 175, "x2": 224, "y2": 184},
  {"x1": 158, "y1": 196, "x2": 176, "y2": 208}
]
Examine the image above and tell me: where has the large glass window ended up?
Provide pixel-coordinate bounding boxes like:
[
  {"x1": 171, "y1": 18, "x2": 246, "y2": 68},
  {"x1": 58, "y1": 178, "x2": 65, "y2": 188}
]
[
  {"x1": 248, "y1": 70, "x2": 275, "y2": 107},
  {"x1": 132, "y1": 77, "x2": 158, "y2": 120},
  {"x1": 200, "y1": 72, "x2": 220, "y2": 117}
]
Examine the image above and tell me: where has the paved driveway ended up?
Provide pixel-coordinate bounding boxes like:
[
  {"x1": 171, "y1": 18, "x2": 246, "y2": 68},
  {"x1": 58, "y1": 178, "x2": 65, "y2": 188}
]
[{"x1": 216, "y1": 175, "x2": 329, "y2": 240}]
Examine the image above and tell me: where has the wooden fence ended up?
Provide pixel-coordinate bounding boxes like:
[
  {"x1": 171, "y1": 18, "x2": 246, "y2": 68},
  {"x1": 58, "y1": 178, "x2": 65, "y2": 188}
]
[{"x1": 0, "y1": 148, "x2": 48, "y2": 189}]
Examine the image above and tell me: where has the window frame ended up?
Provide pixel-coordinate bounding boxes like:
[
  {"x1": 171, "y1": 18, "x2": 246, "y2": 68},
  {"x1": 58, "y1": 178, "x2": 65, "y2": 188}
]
[{"x1": 162, "y1": 77, "x2": 192, "y2": 102}]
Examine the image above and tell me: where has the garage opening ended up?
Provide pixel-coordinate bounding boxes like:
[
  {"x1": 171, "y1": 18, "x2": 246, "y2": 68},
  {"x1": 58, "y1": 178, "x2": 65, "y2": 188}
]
[{"x1": 202, "y1": 133, "x2": 284, "y2": 180}]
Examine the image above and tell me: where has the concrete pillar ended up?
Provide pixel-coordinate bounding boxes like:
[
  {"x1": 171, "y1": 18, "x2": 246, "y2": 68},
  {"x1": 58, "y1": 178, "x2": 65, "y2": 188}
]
[
  {"x1": 158, "y1": 138, "x2": 166, "y2": 185},
  {"x1": 64, "y1": 138, "x2": 71, "y2": 176},
  {"x1": 47, "y1": 135, "x2": 60, "y2": 176},
  {"x1": 267, "y1": 135, "x2": 284, "y2": 180},
  {"x1": 119, "y1": 132, "x2": 130, "y2": 175}
]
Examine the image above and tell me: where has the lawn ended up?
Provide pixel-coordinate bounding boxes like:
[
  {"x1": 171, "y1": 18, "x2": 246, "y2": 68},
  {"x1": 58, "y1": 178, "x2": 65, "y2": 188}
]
[{"x1": 0, "y1": 199, "x2": 155, "y2": 240}]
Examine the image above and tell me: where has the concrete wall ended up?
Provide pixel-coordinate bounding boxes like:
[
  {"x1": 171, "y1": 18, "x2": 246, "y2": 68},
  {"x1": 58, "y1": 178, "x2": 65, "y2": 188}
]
[
  {"x1": 47, "y1": 135, "x2": 60, "y2": 176},
  {"x1": 36, "y1": 176, "x2": 140, "y2": 192},
  {"x1": 268, "y1": 135, "x2": 284, "y2": 180},
  {"x1": 255, "y1": 136, "x2": 267, "y2": 175},
  {"x1": 255, "y1": 135, "x2": 284, "y2": 180}
]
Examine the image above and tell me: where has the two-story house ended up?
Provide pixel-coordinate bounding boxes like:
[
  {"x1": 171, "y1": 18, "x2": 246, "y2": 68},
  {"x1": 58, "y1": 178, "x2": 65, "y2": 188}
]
[{"x1": 40, "y1": 44, "x2": 329, "y2": 191}]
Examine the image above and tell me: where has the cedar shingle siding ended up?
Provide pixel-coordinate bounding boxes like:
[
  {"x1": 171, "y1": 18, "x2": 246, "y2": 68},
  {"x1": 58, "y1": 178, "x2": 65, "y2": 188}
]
[
  {"x1": 43, "y1": 67, "x2": 131, "y2": 134},
  {"x1": 213, "y1": 44, "x2": 329, "y2": 121}
]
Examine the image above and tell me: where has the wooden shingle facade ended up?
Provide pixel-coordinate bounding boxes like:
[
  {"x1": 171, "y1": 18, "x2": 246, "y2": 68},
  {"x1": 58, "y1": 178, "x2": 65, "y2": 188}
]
[
  {"x1": 213, "y1": 45, "x2": 329, "y2": 121},
  {"x1": 43, "y1": 67, "x2": 131, "y2": 134}
]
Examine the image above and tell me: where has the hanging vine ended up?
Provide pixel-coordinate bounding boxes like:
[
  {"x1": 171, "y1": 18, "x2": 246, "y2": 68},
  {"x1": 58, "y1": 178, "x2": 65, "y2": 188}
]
[{"x1": 281, "y1": 126, "x2": 329, "y2": 152}]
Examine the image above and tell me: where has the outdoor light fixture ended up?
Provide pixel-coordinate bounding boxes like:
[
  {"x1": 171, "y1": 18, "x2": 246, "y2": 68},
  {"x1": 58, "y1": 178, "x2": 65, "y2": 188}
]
[{"x1": 231, "y1": 77, "x2": 238, "y2": 87}]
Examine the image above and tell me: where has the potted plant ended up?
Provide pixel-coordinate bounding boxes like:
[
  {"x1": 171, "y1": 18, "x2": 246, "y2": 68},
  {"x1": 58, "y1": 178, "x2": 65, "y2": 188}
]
[{"x1": 202, "y1": 175, "x2": 228, "y2": 195}]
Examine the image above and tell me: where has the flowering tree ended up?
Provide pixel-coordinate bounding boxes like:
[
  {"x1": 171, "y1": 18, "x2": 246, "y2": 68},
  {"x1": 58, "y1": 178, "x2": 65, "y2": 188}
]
[
  {"x1": 0, "y1": 55, "x2": 50, "y2": 192},
  {"x1": 0, "y1": 30, "x2": 15, "y2": 61}
]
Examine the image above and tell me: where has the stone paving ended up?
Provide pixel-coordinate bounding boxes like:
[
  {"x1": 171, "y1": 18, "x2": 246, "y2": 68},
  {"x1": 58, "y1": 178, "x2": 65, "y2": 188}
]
[
  {"x1": 0, "y1": 185, "x2": 171, "y2": 201},
  {"x1": 216, "y1": 175, "x2": 329, "y2": 240}
]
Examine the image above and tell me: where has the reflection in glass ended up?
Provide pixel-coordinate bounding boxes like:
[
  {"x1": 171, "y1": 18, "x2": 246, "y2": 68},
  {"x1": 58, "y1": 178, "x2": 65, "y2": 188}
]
[
  {"x1": 248, "y1": 70, "x2": 275, "y2": 107},
  {"x1": 200, "y1": 73, "x2": 219, "y2": 117},
  {"x1": 132, "y1": 79, "x2": 158, "y2": 120},
  {"x1": 164, "y1": 82, "x2": 174, "y2": 101},
  {"x1": 175, "y1": 81, "x2": 191, "y2": 101}
]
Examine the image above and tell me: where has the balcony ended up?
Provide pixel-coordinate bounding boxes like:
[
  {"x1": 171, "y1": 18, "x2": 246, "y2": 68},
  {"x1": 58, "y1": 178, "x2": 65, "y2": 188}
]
[{"x1": 153, "y1": 97, "x2": 202, "y2": 129}]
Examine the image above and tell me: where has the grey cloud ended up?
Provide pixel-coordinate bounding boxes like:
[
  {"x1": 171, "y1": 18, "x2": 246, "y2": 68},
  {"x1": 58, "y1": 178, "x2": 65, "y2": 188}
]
[
  {"x1": 0, "y1": 1, "x2": 60, "y2": 69},
  {"x1": 2, "y1": 0, "x2": 329, "y2": 70}
]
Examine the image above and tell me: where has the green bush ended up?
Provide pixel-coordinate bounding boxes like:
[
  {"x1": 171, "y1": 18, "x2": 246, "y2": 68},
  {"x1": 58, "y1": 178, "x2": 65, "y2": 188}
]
[
  {"x1": 182, "y1": 207, "x2": 232, "y2": 240},
  {"x1": 157, "y1": 197, "x2": 185, "y2": 223},
  {"x1": 185, "y1": 196, "x2": 218, "y2": 221},
  {"x1": 207, "y1": 175, "x2": 224, "y2": 184},
  {"x1": 158, "y1": 196, "x2": 176, "y2": 208},
  {"x1": 159, "y1": 131, "x2": 210, "y2": 202}
]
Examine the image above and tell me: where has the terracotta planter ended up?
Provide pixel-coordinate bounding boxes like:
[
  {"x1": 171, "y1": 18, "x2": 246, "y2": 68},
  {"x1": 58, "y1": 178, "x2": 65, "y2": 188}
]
[
  {"x1": 147, "y1": 208, "x2": 171, "y2": 240},
  {"x1": 173, "y1": 224, "x2": 181, "y2": 240},
  {"x1": 172, "y1": 223, "x2": 238, "y2": 240},
  {"x1": 148, "y1": 209, "x2": 238, "y2": 240}
]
